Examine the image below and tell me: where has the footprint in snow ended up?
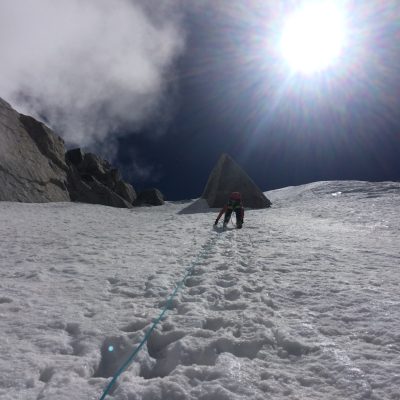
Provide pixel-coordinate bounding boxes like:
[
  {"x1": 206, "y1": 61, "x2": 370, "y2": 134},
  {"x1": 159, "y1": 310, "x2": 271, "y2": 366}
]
[
  {"x1": 120, "y1": 318, "x2": 149, "y2": 333},
  {"x1": 187, "y1": 286, "x2": 207, "y2": 296},
  {"x1": 0, "y1": 297, "x2": 13, "y2": 304},
  {"x1": 211, "y1": 300, "x2": 248, "y2": 311},
  {"x1": 185, "y1": 276, "x2": 202, "y2": 287},
  {"x1": 202, "y1": 317, "x2": 237, "y2": 331},
  {"x1": 224, "y1": 288, "x2": 241, "y2": 301},
  {"x1": 216, "y1": 263, "x2": 229, "y2": 271},
  {"x1": 216, "y1": 279, "x2": 236, "y2": 288}
]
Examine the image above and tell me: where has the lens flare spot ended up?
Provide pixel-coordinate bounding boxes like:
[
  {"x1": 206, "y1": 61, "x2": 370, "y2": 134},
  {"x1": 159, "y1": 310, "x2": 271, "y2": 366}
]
[{"x1": 280, "y1": 1, "x2": 347, "y2": 74}]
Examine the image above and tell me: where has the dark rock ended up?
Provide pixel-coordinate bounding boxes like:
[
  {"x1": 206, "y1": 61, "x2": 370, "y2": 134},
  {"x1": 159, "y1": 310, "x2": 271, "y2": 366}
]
[
  {"x1": 202, "y1": 153, "x2": 271, "y2": 208},
  {"x1": 115, "y1": 181, "x2": 136, "y2": 204},
  {"x1": 66, "y1": 149, "x2": 136, "y2": 207},
  {"x1": 19, "y1": 115, "x2": 68, "y2": 172},
  {"x1": 135, "y1": 188, "x2": 164, "y2": 206},
  {"x1": 84, "y1": 178, "x2": 133, "y2": 209},
  {"x1": 74, "y1": 152, "x2": 121, "y2": 191},
  {"x1": 1, "y1": 97, "x2": 139, "y2": 209},
  {"x1": 109, "y1": 168, "x2": 122, "y2": 183},
  {"x1": 103, "y1": 169, "x2": 121, "y2": 191},
  {"x1": 66, "y1": 148, "x2": 84, "y2": 166},
  {"x1": 67, "y1": 165, "x2": 132, "y2": 208},
  {"x1": 79, "y1": 153, "x2": 107, "y2": 179},
  {"x1": 0, "y1": 98, "x2": 70, "y2": 202}
]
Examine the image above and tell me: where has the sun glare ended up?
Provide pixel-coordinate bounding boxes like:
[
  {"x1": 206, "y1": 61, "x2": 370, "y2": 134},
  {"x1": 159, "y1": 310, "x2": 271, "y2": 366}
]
[{"x1": 280, "y1": 2, "x2": 347, "y2": 74}]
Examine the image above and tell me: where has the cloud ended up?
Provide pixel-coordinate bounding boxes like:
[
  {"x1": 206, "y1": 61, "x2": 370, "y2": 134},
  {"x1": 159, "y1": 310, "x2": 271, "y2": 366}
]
[{"x1": 0, "y1": 0, "x2": 185, "y2": 148}]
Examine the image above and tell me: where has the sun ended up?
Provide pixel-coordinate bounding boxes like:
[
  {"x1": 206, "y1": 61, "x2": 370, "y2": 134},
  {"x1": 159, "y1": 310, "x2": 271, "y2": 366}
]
[{"x1": 280, "y1": 2, "x2": 347, "y2": 74}]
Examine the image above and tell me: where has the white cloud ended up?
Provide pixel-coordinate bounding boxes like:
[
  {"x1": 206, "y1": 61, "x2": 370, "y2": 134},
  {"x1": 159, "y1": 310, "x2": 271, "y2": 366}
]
[{"x1": 0, "y1": 0, "x2": 185, "y2": 147}]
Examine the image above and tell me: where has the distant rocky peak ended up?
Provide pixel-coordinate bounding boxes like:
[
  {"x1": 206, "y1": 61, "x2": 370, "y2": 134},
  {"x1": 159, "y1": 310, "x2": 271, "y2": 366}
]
[{"x1": 0, "y1": 98, "x2": 165, "y2": 207}]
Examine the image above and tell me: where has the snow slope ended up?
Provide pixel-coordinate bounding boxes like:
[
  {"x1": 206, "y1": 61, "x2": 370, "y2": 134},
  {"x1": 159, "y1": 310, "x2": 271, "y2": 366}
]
[{"x1": 0, "y1": 181, "x2": 399, "y2": 400}]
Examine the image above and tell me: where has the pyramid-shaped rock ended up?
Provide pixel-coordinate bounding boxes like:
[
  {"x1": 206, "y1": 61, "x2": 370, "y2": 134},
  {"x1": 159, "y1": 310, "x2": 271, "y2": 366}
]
[{"x1": 202, "y1": 153, "x2": 271, "y2": 208}]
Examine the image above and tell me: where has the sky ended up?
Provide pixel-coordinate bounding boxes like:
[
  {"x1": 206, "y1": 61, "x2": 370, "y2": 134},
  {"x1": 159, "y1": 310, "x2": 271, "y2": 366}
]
[{"x1": 1, "y1": 0, "x2": 400, "y2": 200}]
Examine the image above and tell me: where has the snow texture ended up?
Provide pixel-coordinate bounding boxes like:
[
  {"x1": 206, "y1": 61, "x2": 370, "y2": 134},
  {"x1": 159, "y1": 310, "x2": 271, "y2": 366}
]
[{"x1": 0, "y1": 180, "x2": 399, "y2": 400}]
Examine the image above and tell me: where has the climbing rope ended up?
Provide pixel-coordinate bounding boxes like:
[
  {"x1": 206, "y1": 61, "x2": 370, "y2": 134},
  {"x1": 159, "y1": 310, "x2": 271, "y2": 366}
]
[{"x1": 98, "y1": 233, "x2": 219, "y2": 400}]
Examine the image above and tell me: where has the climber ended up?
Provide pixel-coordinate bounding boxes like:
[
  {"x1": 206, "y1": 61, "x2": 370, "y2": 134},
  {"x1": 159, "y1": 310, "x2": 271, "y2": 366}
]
[{"x1": 214, "y1": 192, "x2": 244, "y2": 229}]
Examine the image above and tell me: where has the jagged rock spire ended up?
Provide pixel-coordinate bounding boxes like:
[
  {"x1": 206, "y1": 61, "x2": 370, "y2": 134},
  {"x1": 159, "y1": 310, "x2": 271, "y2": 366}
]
[{"x1": 202, "y1": 153, "x2": 271, "y2": 208}]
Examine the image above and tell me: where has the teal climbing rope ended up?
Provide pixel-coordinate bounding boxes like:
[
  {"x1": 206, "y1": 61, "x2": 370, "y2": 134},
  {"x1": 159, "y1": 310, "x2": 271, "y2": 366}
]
[{"x1": 98, "y1": 233, "x2": 218, "y2": 400}]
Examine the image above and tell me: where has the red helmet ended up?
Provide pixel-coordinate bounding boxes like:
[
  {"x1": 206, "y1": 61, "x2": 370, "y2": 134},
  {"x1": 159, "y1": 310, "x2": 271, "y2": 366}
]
[{"x1": 229, "y1": 192, "x2": 241, "y2": 200}]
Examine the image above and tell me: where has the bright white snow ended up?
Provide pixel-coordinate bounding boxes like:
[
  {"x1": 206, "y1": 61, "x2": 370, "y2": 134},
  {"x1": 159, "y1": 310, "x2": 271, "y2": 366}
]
[{"x1": 0, "y1": 181, "x2": 399, "y2": 400}]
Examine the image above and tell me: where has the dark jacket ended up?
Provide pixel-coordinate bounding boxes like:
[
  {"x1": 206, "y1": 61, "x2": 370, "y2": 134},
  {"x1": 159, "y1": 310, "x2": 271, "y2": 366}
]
[{"x1": 215, "y1": 199, "x2": 244, "y2": 223}]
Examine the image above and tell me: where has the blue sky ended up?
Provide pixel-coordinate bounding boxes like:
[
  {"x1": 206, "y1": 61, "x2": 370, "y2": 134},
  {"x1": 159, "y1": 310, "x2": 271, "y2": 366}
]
[{"x1": 117, "y1": 1, "x2": 400, "y2": 199}]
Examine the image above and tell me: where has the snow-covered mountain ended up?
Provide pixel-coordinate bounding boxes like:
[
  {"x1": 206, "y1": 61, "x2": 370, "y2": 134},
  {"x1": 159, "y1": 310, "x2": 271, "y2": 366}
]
[{"x1": 1, "y1": 181, "x2": 399, "y2": 400}]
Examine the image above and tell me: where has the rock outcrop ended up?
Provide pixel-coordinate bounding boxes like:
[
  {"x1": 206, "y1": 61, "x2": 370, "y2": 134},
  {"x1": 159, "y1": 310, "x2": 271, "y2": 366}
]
[
  {"x1": 66, "y1": 149, "x2": 136, "y2": 208},
  {"x1": 134, "y1": 188, "x2": 164, "y2": 206},
  {"x1": 0, "y1": 98, "x2": 70, "y2": 202},
  {"x1": 202, "y1": 153, "x2": 271, "y2": 208},
  {"x1": 0, "y1": 98, "x2": 165, "y2": 208}
]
